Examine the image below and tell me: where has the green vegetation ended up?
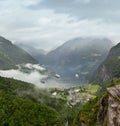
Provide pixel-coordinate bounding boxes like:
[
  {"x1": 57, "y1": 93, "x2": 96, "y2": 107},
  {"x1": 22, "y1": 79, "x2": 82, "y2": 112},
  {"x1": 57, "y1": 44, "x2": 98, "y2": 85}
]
[
  {"x1": 104, "y1": 45, "x2": 120, "y2": 78},
  {"x1": 73, "y1": 97, "x2": 100, "y2": 126},
  {"x1": 48, "y1": 84, "x2": 101, "y2": 126},
  {"x1": 0, "y1": 75, "x2": 119, "y2": 126},
  {"x1": 0, "y1": 90, "x2": 61, "y2": 126},
  {"x1": 0, "y1": 76, "x2": 102, "y2": 126},
  {"x1": 72, "y1": 93, "x2": 108, "y2": 126},
  {"x1": 0, "y1": 76, "x2": 63, "y2": 125},
  {"x1": 0, "y1": 76, "x2": 67, "y2": 112},
  {"x1": 72, "y1": 92, "x2": 108, "y2": 126},
  {"x1": 84, "y1": 85, "x2": 101, "y2": 94},
  {"x1": 71, "y1": 84, "x2": 101, "y2": 94},
  {"x1": 0, "y1": 36, "x2": 119, "y2": 126},
  {"x1": 0, "y1": 74, "x2": 119, "y2": 126},
  {"x1": 72, "y1": 78, "x2": 120, "y2": 126}
]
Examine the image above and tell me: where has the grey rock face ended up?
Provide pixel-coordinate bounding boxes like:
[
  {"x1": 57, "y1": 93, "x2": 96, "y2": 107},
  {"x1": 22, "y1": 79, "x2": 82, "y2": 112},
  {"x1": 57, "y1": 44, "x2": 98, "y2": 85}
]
[{"x1": 107, "y1": 85, "x2": 120, "y2": 126}]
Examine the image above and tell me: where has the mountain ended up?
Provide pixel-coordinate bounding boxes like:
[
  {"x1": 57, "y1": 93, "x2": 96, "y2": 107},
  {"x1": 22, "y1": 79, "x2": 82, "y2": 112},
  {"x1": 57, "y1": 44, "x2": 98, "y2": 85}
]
[
  {"x1": 91, "y1": 42, "x2": 120, "y2": 83},
  {"x1": 0, "y1": 36, "x2": 37, "y2": 69},
  {"x1": 43, "y1": 38, "x2": 113, "y2": 82},
  {"x1": 15, "y1": 43, "x2": 47, "y2": 63}
]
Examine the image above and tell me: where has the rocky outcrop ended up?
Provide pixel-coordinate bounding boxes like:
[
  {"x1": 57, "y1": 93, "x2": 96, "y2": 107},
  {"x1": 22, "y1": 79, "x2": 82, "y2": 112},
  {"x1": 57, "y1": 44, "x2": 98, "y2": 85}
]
[
  {"x1": 97, "y1": 65, "x2": 112, "y2": 82},
  {"x1": 107, "y1": 85, "x2": 120, "y2": 126},
  {"x1": 97, "y1": 85, "x2": 120, "y2": 126},
  {"x1": 97, "y1": 94, "x2": 108, "y2": 126}
]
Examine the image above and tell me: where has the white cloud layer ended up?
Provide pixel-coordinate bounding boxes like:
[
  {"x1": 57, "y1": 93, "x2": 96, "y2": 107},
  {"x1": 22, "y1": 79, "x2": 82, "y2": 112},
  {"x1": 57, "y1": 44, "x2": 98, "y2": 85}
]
[
  {"x1": 0, "y1": 69, "x2": 46, "y2": 87},
  {"x1": 0, "y1": 63, "x2": 47, "y2": 87},
  {"x1": 0, "y1": 63, "x2": 76, "y2": 88},
  {"x1": 0, "y1": 0, "x2": 120, "y2": 50}
]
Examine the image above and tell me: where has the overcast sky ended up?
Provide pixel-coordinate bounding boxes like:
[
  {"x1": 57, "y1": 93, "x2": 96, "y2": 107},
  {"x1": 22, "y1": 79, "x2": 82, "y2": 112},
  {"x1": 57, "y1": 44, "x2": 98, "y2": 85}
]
[{"x1": 0, "y1": 0, "x2": 120, "y2": 50}]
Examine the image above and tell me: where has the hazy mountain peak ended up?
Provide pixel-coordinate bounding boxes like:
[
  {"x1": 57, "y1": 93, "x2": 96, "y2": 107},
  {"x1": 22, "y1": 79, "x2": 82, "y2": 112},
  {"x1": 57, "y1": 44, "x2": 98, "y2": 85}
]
[
  {"x1": 58, "y1": 37, "x2": 113, "y2": 51},
  {"x1": 37, "y1": 37, "x2": 114, "y2": 83},
  {"x1": 48, "y1": 37, "x2": 113, "y2": 57}
]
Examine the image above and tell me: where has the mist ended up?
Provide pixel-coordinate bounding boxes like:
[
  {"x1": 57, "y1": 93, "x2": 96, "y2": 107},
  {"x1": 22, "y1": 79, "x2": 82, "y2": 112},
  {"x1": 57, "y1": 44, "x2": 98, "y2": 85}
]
[
  {"x1": 0, "y1": 68, "x2": 47, "y2": 88},
  {"x1": 0, "y1": 63, "x2": 78, "y2": 88}
]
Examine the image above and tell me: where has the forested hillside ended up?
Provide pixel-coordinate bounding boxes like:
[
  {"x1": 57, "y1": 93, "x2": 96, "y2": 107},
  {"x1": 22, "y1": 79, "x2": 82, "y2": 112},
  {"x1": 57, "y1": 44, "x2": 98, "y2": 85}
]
[{"x1": 0, "y1": 76, "x2": 62, "y2": 126}]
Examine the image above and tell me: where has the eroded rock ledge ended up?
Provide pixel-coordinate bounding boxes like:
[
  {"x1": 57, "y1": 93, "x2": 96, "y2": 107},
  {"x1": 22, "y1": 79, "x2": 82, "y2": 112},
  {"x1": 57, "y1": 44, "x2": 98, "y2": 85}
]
[{"x1": 107, "y1": 85, "x2": 120, "y2": 126}]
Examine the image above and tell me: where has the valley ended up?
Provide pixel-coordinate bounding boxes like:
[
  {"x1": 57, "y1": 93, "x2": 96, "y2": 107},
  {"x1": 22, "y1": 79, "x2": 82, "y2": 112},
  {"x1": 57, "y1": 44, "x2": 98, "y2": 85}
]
[
  {"x1": 0, "y1": 0, "x2": 120, "y2": 125},
  {"x1": 0, "y1": 75, "x2": 101, "y2": 126},
  {"x1": 17, "y1": 37, "x2": 113, "y2": 86},
  {"x1": 0, "y1": 36, "x2": 119, "y2": 126},
  {"x1": 49, "y1": 84, "x2": 100, "y2": 107}
]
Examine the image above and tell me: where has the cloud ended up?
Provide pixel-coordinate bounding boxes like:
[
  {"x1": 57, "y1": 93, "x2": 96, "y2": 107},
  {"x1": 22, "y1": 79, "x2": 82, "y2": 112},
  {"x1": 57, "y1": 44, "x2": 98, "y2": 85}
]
[
  {"x1": 21, "y1": 0, "x2": 42, "y2": 7},
  {"x1": 0, "y1": 63, "x2": 76, "y2": 88},
  {"x1": 0, "y1": 64, "x2": 47, "y2": 87},
  {"x1": 0, "y1": 69, "x2": 46, "y2": 87},
  {"x1": 0, "y1": 0, "x2": 120, "y2": 51},
  {"x1": 76, "y1": 0, "x2": 91, "y2": 4},
  {"x1": 30, "y1": 0, "x2": 120, "y2": 22}
]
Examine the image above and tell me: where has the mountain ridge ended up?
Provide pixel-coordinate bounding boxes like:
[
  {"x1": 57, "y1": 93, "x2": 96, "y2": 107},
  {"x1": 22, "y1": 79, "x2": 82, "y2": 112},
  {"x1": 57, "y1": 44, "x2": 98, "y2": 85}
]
[
  {"x1": 0, "y1": 36, "x2": 37, "y2": 69},
  {"x1": 40, "y1": 37, "x2": 114, "y2": 83},
  {"x1": 91, "y1": 42, "x2": 120, "y2": 83}
]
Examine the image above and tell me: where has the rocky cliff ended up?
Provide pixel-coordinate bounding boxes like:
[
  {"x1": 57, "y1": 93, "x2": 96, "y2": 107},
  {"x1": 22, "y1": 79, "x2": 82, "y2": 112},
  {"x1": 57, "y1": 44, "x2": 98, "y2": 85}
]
[
  {"x1": 107, "y1": 85, "x2": 120, "y2": 126},
  {"x1": 98, "y1": 84, "x2": 120, "y2": 126},
  {"x1": 91, "y1": 42, "x2": 120, "y2": 84}
]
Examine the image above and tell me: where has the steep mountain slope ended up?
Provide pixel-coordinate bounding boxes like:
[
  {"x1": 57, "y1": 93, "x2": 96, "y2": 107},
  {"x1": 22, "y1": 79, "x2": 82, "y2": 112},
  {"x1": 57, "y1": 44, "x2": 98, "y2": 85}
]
[
  {"x1": 91, "y1": 42, "x2": 120, "y2": 83},
  {"x1": 44, "y1": 38, "x2": 113, "y2": 82},
  {"x1": 47, "y1": 38, "x2": 112, "y2": 65},
  {"x1": 0, "y1": 36, "x2": 37, "y2": 69},
  {"x1": 15, "y1": 43, "x2": 46, "y2": 63}
]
